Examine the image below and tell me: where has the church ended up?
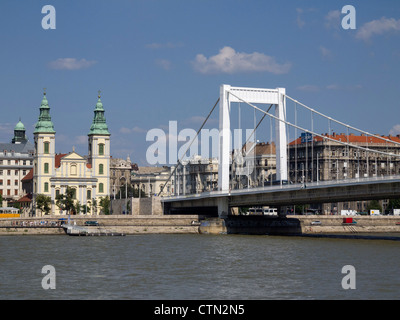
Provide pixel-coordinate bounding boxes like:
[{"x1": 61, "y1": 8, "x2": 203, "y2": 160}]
[{"x1": 33, "y1": 91, "x2": 111, "y2": 215}]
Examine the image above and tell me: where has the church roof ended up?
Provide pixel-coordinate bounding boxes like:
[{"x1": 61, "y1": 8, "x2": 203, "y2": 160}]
[
  {"x1": 0, "y1": 141, "x2": 34, "y2": 154},
  {"x1": 33, "y1": 92, "x2": 56, "y2": 134},
  {"x1": 88, "y1": 93, "x2": 110, "y2": 136},
  {"x1": 14, "y1": 120, "x2": 25, "y2": 131}
]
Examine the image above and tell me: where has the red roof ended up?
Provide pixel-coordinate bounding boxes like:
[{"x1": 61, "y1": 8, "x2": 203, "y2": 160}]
[
  {"x1": 55, "y1": 153, "x2": 68, "y2": 168},
  {"x1": 17, "y1": 193, "x2": 32, "y2": 203},
  {"x1": 289, "y1": 133, "x2": 400, "y2": 146},
  {"x1": 22, "y1": 168, "x2": 33, "y2": 181}
]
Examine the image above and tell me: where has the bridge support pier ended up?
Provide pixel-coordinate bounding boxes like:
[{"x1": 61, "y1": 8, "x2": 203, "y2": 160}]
[{"x1": 217, "y1": 198, "x2": 229, "y2": 218}]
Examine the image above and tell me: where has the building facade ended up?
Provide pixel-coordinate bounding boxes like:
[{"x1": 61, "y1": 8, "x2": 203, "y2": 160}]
[
  {"x1": 0, "y1": 120, "x2": 34, "y2": 202},
  {"x1": 110, "y1": 156, "x2": 134, "y2": 198},
  {"x1": 131, "y1": 166, "x2": 172, "y2": 197},
  {"x1": 32, "y1": 92, "x2": 111, "y2": 216},
  {"x1": 288, "y1": 132, "x2": 400, "y2": 213}
]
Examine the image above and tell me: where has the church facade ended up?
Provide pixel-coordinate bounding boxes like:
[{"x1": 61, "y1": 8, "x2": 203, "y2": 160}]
[{"x1": 33, "y1": 92, "x2": 111, "y2": 215}]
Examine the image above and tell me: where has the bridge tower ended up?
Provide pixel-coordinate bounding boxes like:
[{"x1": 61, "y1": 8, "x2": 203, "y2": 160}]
[{"x1": 218, "y1": 85, "x2": 287, "y2": 216}]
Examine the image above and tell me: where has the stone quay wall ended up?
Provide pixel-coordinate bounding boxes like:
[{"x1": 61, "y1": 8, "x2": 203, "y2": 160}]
[{"x1": 0, "y1": 215, "x2": 202, "y2": 236}]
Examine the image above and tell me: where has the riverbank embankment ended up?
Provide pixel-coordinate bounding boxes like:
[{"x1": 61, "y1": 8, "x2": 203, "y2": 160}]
[
  {"x1": 199, "y1": 215, "x2": 400, "y2": 235},
  {"x1": 0, "y1": 215, "x2": 202, "y2": 235},
  {"x1": 1, "y1": 215, "x2": 400, "y2": 236}
]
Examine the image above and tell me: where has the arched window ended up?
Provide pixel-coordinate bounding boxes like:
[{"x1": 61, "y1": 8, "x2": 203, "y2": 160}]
[
  {"x1": 99, "y1": 183, "x2": 104, "y2": 193},
  {"x1": 44, "y1": 182, "x2": 49, "y2": 192},
  {"x1": 70, "y1": 164, "x2": 77, "y2": 175},
  {"x1": 44, "y1": 142, "x2": 50, "y2": 154},
  {"x1": 99, "y1": 164, "x2": 104, "y2": 175},
  {"x1": 99, "y1": 143, "x2": 104, "y2": 155},
  {"x1": 44, "y1": 163, "x2": 49, "y2": 174}
]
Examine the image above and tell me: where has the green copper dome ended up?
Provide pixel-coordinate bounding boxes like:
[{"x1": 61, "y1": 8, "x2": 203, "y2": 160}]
[
  {"x1": 14, "y1": 119, "x2": 25, "y2": 131},
  {"x1": 12, "y1": 118, "x2": 28, "y2": 143},
  {"x1": 34, "y1": 93, "x2": 56, "y2": 134},
  {"x1": 88, "y1": 93, "x2": 110, "y2": 136}
]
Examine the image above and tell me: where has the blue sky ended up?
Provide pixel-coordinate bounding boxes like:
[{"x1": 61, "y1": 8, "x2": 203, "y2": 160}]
[{"x1": 1, "y1": 0, "x2": 400, "y2": 165}]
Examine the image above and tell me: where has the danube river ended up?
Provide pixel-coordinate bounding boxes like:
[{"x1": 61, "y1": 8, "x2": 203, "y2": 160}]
[{"x1": 1, "y1": 234, "x2": 400, "y2": 300}]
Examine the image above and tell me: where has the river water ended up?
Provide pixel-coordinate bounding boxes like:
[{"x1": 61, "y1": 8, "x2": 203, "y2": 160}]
[{"x1": 1, "y1": 234, "x2": 400, "y2": 300}]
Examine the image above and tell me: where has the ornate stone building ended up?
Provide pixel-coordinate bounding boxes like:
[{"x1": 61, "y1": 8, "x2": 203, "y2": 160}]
[
  {"x1": 288, "y1": 132, "x2": 400, "y2": 213},
  {"x1": 110, "y1": 156, "x2": 134, "y2": 198},
  {"x1": 32, "y1": 91, "x2": 111, "y2": 216},
  {"x1": 0, "y1": 120, "x2": 34, "y2": 202}
]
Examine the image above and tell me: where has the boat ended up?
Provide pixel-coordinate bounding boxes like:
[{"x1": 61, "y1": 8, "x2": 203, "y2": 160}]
[{"x1": 62, "y1": 224, "x2": 125, "y2": 236}]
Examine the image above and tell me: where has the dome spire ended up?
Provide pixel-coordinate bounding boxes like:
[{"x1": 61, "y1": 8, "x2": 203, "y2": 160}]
[
  {"x1": 88, "y1": 90, "x2": 110, "y2": 136},
  {"x1": 34, "y1": 90, "x2": 56, "y2": 134}
]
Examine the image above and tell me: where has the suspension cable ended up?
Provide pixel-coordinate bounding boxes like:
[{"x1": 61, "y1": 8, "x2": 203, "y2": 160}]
[
  {"x1": 227, "y1": 90, "x2": 400, "y2": 158},
  {"x1": 285, "y1": 94, "x2": 400, "y2": 147},
  {"x1": 157, "y1": 98, "x2": 220, "y2": 196}
]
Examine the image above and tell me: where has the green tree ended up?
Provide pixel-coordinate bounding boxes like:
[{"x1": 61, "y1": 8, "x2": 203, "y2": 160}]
[
  {"x1": 36, "y1": 194, "x2": 51, "y2": 215},
  {"x1": 75, "y1": 200, "x2": 81, "y2": 215},
  {"x1": 387, "y1": 198, "x2": 400, "y2": 210},
  {"x1": 367, "y1": 200, "x2": 382, "y2": 213},
  {"x1": 56, "y1": 187, "x2": 76, "y2": 214},
  {"x1": 81, "y1": 204, "x2": 90, "y2": 214},
  {"x1": 99, "y1": 196, "x2": 111, "y2": 215}
]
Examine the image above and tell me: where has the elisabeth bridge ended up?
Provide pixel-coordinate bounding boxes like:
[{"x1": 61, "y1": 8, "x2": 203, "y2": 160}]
[{"x1": 159, "y1": 85, "x2": 400, "y2": 217}]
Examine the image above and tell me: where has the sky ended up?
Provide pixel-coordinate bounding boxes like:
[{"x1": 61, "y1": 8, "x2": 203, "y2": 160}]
[{"x1": 1, "y1": 0, "x2": 400, "y2": 166}]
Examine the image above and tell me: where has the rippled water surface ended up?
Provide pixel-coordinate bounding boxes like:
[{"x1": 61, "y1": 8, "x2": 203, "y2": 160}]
[{"x1": 1, "y1": 234, "x2": 400, "y2": 299}]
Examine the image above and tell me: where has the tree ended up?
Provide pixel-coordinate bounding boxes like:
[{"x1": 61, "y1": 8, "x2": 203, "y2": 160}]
[
  {"x1": 387, "y1": 198, "x2": 400, "y2": 210},
  {"x1": 81, "y1": 204, "x2": 90, "y2": 214},
  {"x1": 99, "y1": 196, "x2": 111, "y2": 215},
  {"x1": 367, "y1": 200, "x2": 382, "y2": 213},
  {"x1": 75, "y1": 200, "x2": 81, "y2": 215},
  {"x1": 92, "y1": 198, "x2": 97, "y2": 215},
  {"x1": 36, "y1": 194, "x2": 51, "y2": 215},
  {"x1": 56, "y1": 187, "x2": 75, "y2": 214}
]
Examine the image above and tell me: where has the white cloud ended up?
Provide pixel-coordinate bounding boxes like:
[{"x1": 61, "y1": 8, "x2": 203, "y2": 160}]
[
  {"x1": 119, "y1": 126, "x2": 147, "y2": 134},
  {"x1": 74, "y1": 135, "x2": 87, "y2": 145},
  {"x1": 297, "y1": 85, "x2": 319, "y2": 92},
  {"x1": 192, "y1": 46, "x2": 291, "y2": 75},
  {"x1": 356, "y1": 17, "x2": 400, "y2": 41},
  {"x1": 296, "y1": 8, "x2": 306, "y2": 28},
  {"x1": 146, "y1": 42, "x2": 183, "y2": 49},
  {"x1": 155, "y1": 59, "x2": 172, "y2": 70},
  {"x1": 389, "y1": 124, "x2": 400, "y2": 136},
  {"x1": 324, "y1": 10, "x2": 341, "y2": 29},
  {"x1": 48, "y1": 58, "x2": 97, "y2": 70},
  {"x1": 326, "y1": 84, "x2": 362, "y2": 91},
  {"x1": 319, "y1": 46, "x2": 333, "y2": 59}
]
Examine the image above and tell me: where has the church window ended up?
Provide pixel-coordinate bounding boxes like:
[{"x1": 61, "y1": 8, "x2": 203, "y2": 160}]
[
  {"x1": 44, "y1": 163, "x2": 49, "y2": 174},
  {"x1": 44, "y1": 182, "x2": 49, "y2": 192},
  {"x1": 99, "y1": 183, "x2": 104, "y2": 193},
  {"x1": 71, "y1": 164, "x2": 77, "y2": 175},
  {"x1": 87, "y1": 189, "x2": 91, "y2": 199},
  {"x1": 44, "y1": 142, "x2": 50, "y2": 154},
  {"x1": 99, "y1": 164, "x2": 104, "y2": 175},
  {"x1": 99, "y1": 143, "x2": 104, "y2": 155}
]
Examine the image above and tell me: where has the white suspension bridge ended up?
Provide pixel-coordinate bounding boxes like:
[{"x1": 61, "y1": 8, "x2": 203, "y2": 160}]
[{"x1": 160, "y1": 85, "x2": 400, "y2": 217}]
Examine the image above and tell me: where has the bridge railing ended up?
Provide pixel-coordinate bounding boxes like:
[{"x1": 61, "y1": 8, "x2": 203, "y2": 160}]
[{"x1": 162, "y1": 174, "x2": 400, "y2": 200}]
